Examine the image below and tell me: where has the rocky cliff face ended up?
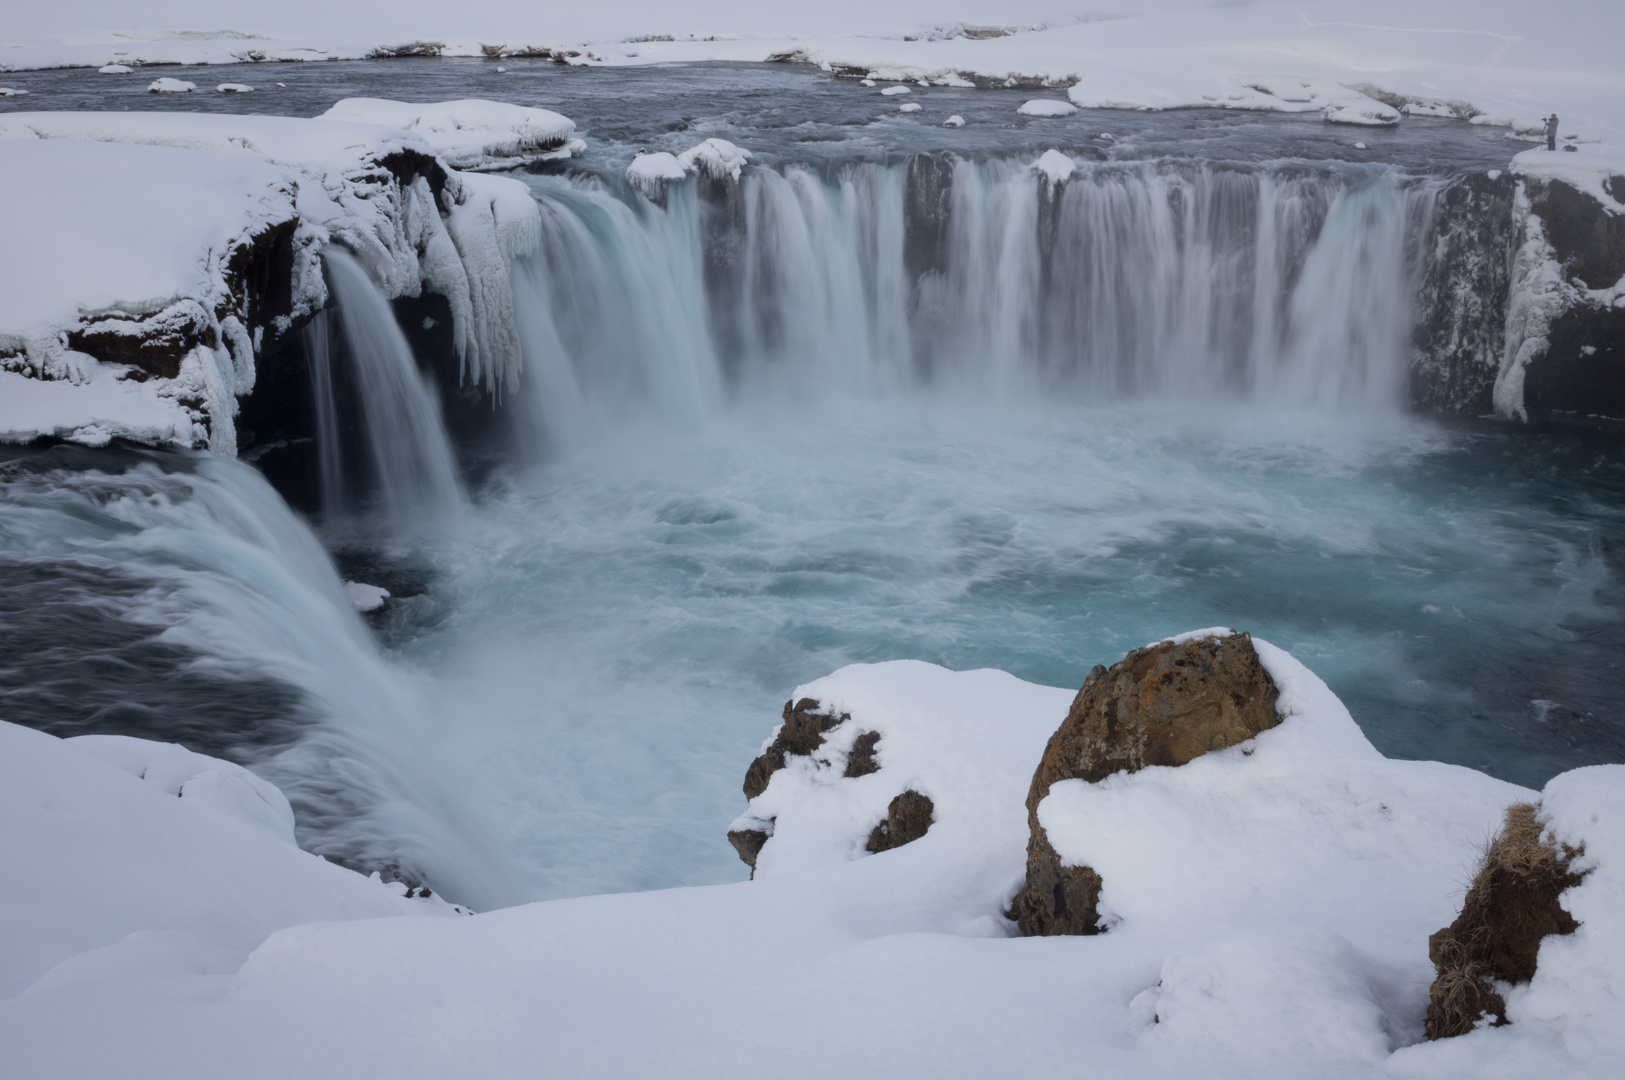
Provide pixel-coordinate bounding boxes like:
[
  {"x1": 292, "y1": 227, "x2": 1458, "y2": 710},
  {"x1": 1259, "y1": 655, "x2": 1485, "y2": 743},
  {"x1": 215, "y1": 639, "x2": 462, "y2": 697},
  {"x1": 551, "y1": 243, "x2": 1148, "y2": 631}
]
[{"x1": 1495, "y1": 151, "x2": 1625, "y2": 421}]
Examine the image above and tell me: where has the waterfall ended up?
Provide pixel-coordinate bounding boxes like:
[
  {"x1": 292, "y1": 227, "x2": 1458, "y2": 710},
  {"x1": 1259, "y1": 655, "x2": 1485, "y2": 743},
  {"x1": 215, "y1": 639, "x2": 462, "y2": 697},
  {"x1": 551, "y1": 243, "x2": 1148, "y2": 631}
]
[
  {"x1": 303, "y1": 310, "x2": 345, "y2": 522},
  {"x1": 508, "y1": 156, "x2": 1442, "y2": 449},
  {"x1": 0, "y1": 446, "x2": 520, "y2": 909},
  {"x1": 321, "y1": 248, "x2": 465, "y2": 534}
]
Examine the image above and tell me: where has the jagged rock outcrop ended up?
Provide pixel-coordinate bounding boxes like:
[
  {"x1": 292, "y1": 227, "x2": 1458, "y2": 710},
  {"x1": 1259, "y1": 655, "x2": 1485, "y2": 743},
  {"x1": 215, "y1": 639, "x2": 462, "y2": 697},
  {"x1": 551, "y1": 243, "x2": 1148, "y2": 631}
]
[
  {"x1": 1425, "y1": 801, "x2": 1587, "y2": 1039},
  {"x1": 742, "y1": 697, "x2": 851, "y2": 800},
  {"x1": 1010, "y1": 632, "x2": 1281, "y2": 936}
]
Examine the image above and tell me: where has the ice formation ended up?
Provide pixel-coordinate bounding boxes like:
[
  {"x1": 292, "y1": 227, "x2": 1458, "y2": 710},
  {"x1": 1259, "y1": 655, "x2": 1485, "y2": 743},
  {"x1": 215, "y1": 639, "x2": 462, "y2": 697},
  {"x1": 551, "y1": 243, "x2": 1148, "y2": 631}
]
[{"x1": 0, "y1": 104, "x2": 552, "y2": 448}]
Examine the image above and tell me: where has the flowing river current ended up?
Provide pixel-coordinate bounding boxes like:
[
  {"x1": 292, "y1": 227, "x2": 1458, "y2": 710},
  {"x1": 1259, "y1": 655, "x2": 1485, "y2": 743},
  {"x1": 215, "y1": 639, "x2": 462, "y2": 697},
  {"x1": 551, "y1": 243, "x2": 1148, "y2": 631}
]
[{"x1": 2, "y1": 61, "x2": 1623, "y2": 910}]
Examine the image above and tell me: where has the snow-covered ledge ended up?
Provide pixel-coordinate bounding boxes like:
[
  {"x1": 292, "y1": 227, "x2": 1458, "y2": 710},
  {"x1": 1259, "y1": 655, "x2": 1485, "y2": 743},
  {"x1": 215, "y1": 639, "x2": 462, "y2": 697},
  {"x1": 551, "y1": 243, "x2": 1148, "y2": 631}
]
[{"x1": 0, "y1": 103, "x2": 571, "y2": 452}]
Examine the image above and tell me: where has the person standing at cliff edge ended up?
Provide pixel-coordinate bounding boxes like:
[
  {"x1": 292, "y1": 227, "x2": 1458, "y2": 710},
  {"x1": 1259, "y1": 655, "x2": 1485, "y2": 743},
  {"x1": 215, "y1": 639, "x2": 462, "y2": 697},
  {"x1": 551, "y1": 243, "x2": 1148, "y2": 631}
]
[{"x1": 1546, "y1": 114, "x2": 1559, "y2": 150}]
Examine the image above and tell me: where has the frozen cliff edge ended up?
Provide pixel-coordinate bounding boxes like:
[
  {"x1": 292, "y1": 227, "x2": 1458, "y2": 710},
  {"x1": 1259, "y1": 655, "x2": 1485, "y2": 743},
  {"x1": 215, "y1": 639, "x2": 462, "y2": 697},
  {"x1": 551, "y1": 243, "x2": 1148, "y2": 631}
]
[
  {"x1": 2, "y1": 634, "x2": 1619, "y2": 1077},
  {"x1": 1494, "y1": 145, "x2": 1625, "y2": 421},
  {"x1": 0, "y1": 105, "x2": 568, "y2": 451}
]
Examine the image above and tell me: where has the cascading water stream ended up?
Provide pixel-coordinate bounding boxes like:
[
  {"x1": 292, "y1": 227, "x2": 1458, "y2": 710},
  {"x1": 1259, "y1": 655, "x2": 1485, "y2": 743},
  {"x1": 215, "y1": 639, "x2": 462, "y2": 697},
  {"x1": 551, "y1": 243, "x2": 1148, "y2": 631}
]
[
  {"x1": 509, "y1": 156, "x2": 1438, "y2": 449},
  {"x1": 320, "y1": 248, "x2": 465, "y2": 535}
]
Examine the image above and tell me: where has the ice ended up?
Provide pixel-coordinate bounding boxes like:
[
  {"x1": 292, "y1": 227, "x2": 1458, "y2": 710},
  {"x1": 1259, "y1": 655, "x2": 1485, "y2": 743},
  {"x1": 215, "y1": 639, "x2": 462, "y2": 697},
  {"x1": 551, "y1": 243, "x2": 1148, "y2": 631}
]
[
  {"x1": 676, "y1": 137, "x2": 753, "y2": 181},
  {"x1": 343, "y1": 581, "x2": 392, "y2": 612},
  {"x1": 146, "y1": 77, "x2": 194, "y2": 93},
  {"x1": 626, "y1": 150, "x2": 688, "y2": 197},
  {"x1": 0, "y1": 107, "x2": 548, "y2": 443},
  {"x1": 1019, "y1": 98, "x2": 1077, "y2": 117}
]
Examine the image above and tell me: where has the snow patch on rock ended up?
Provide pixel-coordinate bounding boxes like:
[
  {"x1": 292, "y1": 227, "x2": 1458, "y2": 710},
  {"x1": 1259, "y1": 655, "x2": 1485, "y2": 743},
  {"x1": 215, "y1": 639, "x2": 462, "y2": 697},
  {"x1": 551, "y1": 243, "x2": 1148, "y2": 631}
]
[{"x1": 318, "y1": 98, "x2": 579, "y2": 171}]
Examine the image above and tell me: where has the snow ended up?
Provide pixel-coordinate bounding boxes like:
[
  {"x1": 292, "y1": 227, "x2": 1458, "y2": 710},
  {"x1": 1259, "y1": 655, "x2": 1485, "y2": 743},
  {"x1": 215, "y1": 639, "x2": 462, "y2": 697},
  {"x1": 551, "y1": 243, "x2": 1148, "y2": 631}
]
[
  {"x1": 0, "y1": 637, "x2": 1619, "y2": 1076},
  {"x1": 318, "y1": 98, "x2": 579, "y2": 171},
  {"x1": 2, "y1": 3, "x2": 1621, "y2": 151},
  {"x1": 97, "y1": 64, "x2": 132, "y2": 73},
  {"x1": 898, "y1": 102, "x2": 921, "y2": 113},
  {"x1": 0, "y1": 721, "x2": 448, "y2": 1000},
  {"x1": 216, "y1": 82, "x2": 253, "y2": 92},
  {"x1": 147, "y1": 77, "x2": 195, "y2": 93},
  {"x1": 880, "y1": 84, "x2": 911, "y2": 96},
  {"x1": 943, "y1": 114, "x2": 966, "y2": 127},
  {"x1": 0, "y1": 88, "x2": 28, "y2": 97},
  {"x1": 1030, "y1": 148, "x2": 1075, "y2": 184},
  {"x1": 0, "y1": 105, "x2": 551, "y2": 445},
  {"x1": 676, "y1": 136, "x2": 753, "y2": 181},
  {"x1": 343, "y1": 581, "x2": 391, "y2": 612},
  {"x1": 626, "y1": 150, "x2": 689, "y2": 196},
  {"x1": 1324, "y1": 102, "x2": 1401, "y2": 126},
  {"x1": 1019, "y1": 98, "x2": 1076, "y2": 118}
]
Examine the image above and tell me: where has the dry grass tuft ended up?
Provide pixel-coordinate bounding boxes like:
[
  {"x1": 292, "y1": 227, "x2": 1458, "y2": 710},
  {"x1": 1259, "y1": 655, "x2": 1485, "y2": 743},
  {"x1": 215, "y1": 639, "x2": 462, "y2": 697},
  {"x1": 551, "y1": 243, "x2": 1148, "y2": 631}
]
[{"x1": 1425, "y1": 802, "x2": 1586, "y2": 1040}]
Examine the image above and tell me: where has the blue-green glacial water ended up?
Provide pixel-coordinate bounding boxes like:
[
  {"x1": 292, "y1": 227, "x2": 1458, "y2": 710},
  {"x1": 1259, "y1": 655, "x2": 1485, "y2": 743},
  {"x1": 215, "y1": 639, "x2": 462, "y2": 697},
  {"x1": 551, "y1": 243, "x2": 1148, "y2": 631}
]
[{"x1": 3, "y1": 60, "x2": 1619, "y2": 910}]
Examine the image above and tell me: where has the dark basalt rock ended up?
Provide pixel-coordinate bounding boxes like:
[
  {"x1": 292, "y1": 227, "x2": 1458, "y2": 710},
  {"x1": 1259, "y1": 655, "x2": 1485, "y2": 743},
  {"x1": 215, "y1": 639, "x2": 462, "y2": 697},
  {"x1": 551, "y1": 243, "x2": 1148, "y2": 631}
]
[
  {"x1": 1425, "y1": 802, "x2": 1586, "y2": 1039},
  {"x1": 1010, "y1": 633, "x2": 1281, "y2": 936},
  {"x1": 741, "y1": 698, "x2": 850, "y2": 800},
  {"x1": 1516, "y1": 172, "x2": 1625, "y2": 419},
  {"x1": 727, "y1": 827, "x2": 770, "y2": 872},
  {"x1": 865, "y1": 790, "x2": 935, "y2": 853},
  {"x1": 845, "y1": 730, "x2": 881, "y2": 778}
]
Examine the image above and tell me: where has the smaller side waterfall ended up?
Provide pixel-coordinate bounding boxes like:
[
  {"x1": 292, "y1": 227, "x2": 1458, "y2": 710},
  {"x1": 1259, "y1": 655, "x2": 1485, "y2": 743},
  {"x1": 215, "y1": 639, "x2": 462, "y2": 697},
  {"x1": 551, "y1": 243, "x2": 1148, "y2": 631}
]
[{"x1": 320, "y1": 248, "x2": 464, "y2": 534}]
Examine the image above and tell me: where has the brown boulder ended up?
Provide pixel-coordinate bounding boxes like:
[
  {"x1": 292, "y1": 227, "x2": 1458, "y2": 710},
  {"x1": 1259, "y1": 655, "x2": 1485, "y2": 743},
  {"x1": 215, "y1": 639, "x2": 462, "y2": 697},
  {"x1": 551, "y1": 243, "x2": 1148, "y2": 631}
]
[
  {"x1": 866, "y1": 790, "x2": 935, "y2": 853},
  {"x1": 1010, "y1": 632, "x2": 1282, "y2": 936},
  {"x1": 742, "y1": 697, "x2": 850, "y2": 799},
  {"x1": 1425, "y1": 802, "x2": 1586, "y2": 1039}
]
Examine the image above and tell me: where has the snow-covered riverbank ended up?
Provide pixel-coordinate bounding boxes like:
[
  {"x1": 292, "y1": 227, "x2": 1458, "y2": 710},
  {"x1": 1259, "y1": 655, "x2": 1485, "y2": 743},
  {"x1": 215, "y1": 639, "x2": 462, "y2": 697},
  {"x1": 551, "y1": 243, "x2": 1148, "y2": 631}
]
[
  {"x1": 2, "y1": 641, "x2": 1619, "y2": 1078},
  {"x1": 5, "y1": 1, "x2": 1624, "y2": 149}
]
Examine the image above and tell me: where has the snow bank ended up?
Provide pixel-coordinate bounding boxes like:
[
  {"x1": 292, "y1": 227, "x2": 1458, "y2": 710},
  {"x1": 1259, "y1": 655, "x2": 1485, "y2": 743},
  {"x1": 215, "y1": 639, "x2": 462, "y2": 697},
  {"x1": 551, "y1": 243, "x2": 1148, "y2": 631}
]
[
  {"x1": 3, "y1": 3, "x2": 1622, "y2": 152},
  {"x1": 0, "y1": 638, "x2": 1618, "y2": 1077},
  {"x1": 0, "y1": 721, "x2": 449, "y2": 1000},
  {"x1": 318, "y1": 98, "x2": 580, "y2": 171},
  {"x1": 0, "y1": 105, "x2": 552, "y2": 446}
]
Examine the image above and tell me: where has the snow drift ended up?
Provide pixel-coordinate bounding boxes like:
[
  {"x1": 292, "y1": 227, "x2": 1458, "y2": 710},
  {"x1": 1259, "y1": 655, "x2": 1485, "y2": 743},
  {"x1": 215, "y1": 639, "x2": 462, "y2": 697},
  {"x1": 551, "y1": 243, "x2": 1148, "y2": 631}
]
[{"x1": 1, "y1": 637, "x2": 1618, "y2": 1077}]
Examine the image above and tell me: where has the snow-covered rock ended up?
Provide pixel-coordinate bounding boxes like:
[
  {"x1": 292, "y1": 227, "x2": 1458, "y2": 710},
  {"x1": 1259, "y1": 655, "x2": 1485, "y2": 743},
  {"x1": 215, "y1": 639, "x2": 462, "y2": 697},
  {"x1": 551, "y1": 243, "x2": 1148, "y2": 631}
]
[
  {"x1": 146, "y1": 77, "x2": 194, "y2": 93},
  {"x1": 1019, "y1": 98, "x2": 1077, "y2": 117},
  {"x1": 1323, "y1": 101, "x2": 1401, "y2": 126},
  {"x1": 943, "y1": 114, "x2": 966, "y2": 127},
  {"x1": 880, "y1": 84, "x2": 911, "y2": 96},
  {"x1": 898, "y1": 102, "x2": 921, "y2": 113},
  {"x1": 676, "y1": 137, "x2": 753, "y2": 182},
  {"x1": 1494, "y1": 145, "x2": 1625, "y2": 419},
  {"x1": 0, "y1": 88, "x2": 29, "y2": 97},
  {"x1": 626, "y1": 150, "x2": 688, "y2": 198},
  {"x1": 318, "y1": 98, "x2": 580, "y2": 171},
  {"x1": 0, "y1": 106, "x2": 551, "y2": 448},
  {"x1": 1031, "y1": 148, "x2": 1075, "y2": 184},
  {"x1": 97, "y1": 64, "x2": 133, "y2": 74},
  {"x1": 216, "y1": 83, "x2": 253, "y2": 93}
]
